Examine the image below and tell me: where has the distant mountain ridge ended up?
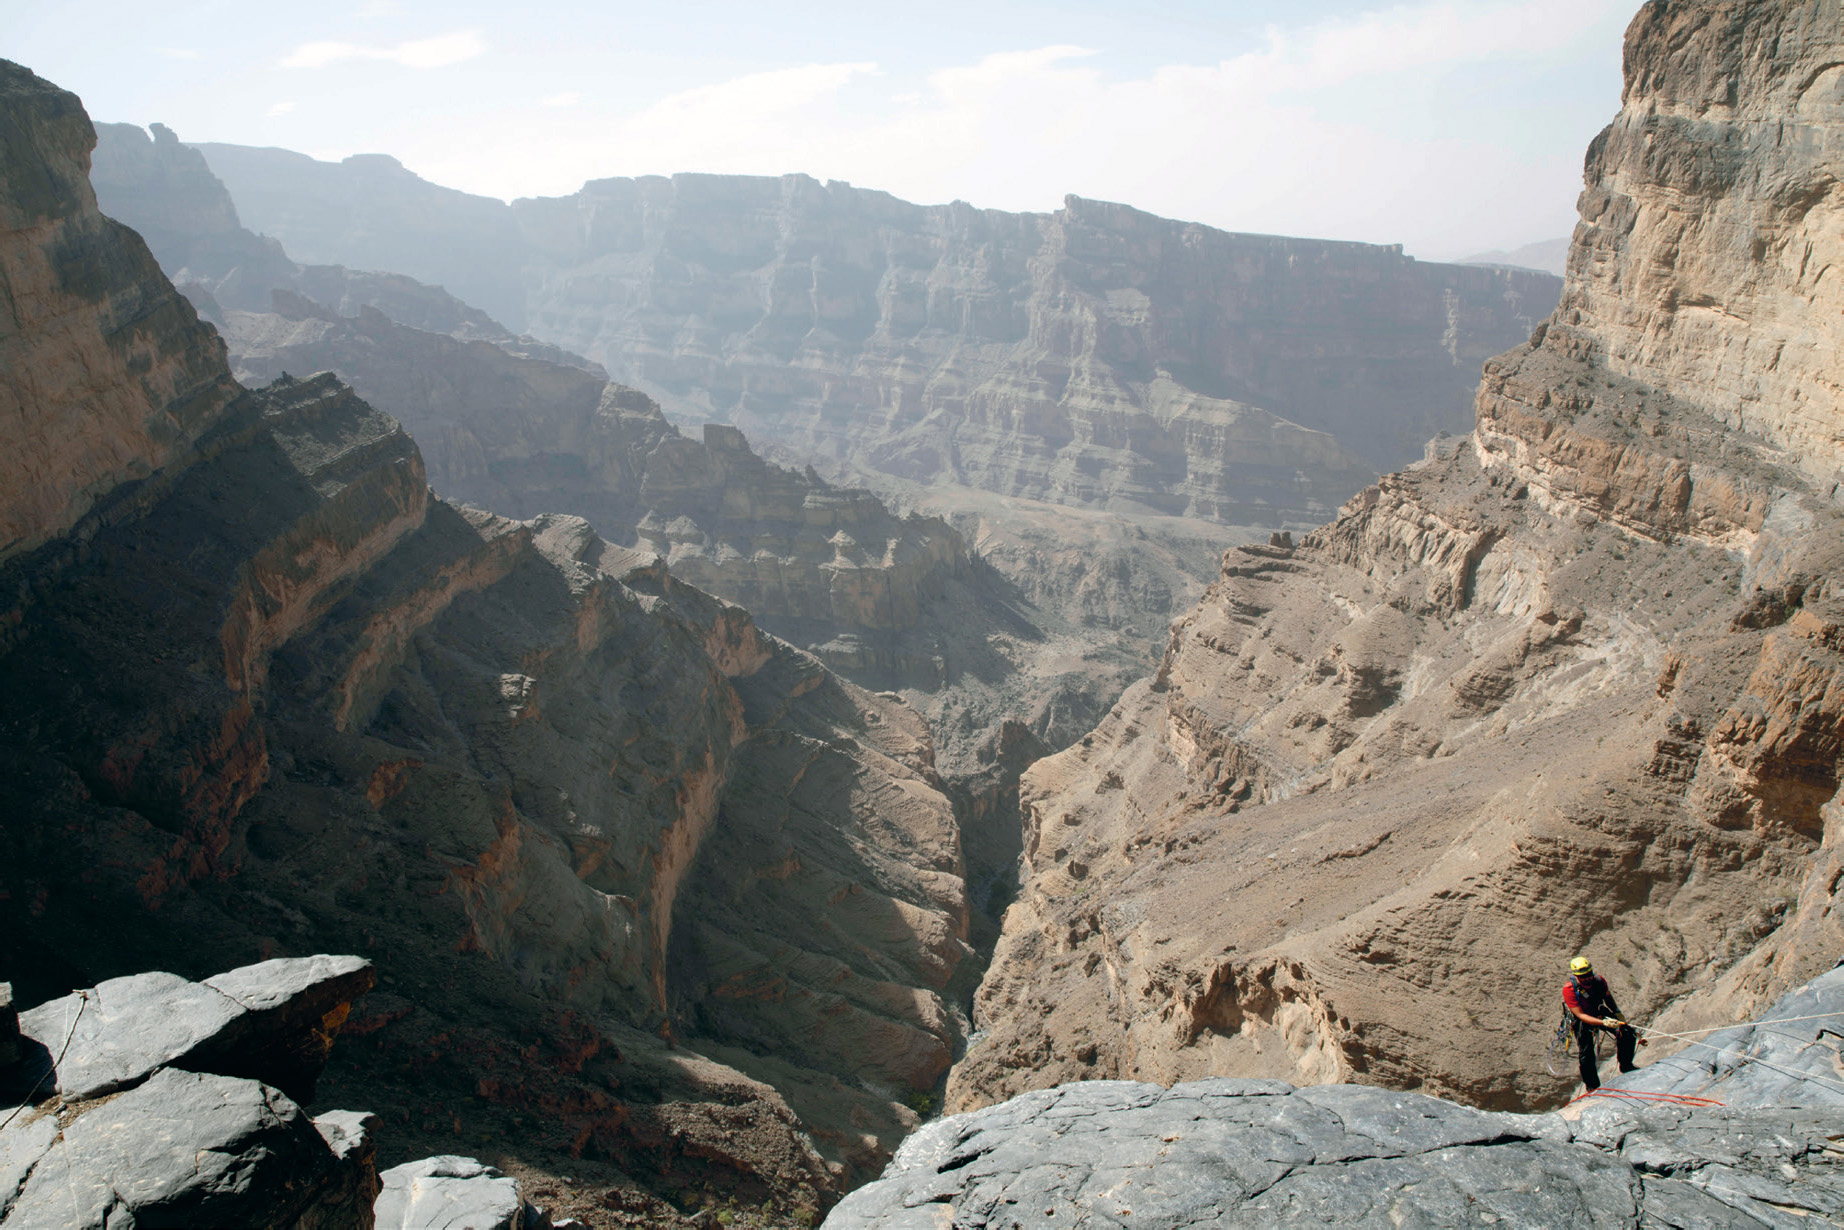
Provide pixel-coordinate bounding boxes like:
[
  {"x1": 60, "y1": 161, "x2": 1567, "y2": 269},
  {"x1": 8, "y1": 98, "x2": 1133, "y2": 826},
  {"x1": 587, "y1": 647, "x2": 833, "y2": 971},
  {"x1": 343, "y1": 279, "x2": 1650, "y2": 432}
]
[
  {"x1": 1456, "y1": 235, "x2": 1570, "y2": 277},
  {"x1": 191, "y1": 142, "x2": 1561, "y2": 525}
]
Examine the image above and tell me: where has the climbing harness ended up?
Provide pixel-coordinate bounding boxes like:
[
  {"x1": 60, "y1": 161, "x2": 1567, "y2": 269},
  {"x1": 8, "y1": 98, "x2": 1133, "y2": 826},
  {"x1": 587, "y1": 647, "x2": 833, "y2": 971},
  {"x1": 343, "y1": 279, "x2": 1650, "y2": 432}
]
[{"x1": 1545, "y1": 1011, "x2": 1578, "y2": 1077}]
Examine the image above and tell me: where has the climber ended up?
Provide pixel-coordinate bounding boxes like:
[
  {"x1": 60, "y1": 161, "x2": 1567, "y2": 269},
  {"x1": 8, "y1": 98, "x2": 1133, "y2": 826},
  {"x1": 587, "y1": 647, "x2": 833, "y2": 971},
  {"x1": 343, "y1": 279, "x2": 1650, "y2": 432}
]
[{"x1": 1563, "y1": 955, "x2": 1640, "y2": 1090}]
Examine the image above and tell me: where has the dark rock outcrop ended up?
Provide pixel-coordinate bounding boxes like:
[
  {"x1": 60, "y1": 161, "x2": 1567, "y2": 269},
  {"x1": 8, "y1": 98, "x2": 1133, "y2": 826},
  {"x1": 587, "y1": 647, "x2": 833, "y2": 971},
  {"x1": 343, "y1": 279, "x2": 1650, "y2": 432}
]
[
  {"x1": 13, "y1": 955, "x2": 371, "y2": 1101},
  {"x1": 0, "y1": 58, "x2": 977, "y2": 1207},
  {"x1": 0, "y1": 956, "x2": 377, "y2": 1230}
]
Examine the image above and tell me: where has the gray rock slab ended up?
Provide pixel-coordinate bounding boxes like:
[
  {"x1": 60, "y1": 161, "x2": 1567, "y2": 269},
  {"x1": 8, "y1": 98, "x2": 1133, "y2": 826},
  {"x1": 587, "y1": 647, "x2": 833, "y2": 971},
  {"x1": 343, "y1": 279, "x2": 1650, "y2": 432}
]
[
  {"x1": 0, "y1": 1110, "x2": 58, "y2": 1221},
  {"x1": 1601, "y1": 964, "x2": 1844, "y2": 1110},
  {"x1": 13, "y1": 954, "x2": 374, "y2": 1102},
  {"x1": 376, "y1": 1154, "x2": 526, "y2": 1230},
  {"x1": 201, "y1": 954, "x2": 376, "y2": 1101},
  {"x1": 0, "y1": 1067, "x2": 339, "y2": 1229},
  {"x1": 16, "y1": 970, "x2": 244, "y2": 1101},
  {"x1": 824, "y1": 1076, "x2": 1844, "y2": 1228}
]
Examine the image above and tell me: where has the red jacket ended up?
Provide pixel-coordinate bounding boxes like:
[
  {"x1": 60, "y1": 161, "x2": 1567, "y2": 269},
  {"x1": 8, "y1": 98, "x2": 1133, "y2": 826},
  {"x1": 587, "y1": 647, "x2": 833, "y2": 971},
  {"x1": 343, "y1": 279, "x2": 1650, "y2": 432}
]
[{"x1": 1563, "y1": 973, "x2": 1620, "y2": 1023}]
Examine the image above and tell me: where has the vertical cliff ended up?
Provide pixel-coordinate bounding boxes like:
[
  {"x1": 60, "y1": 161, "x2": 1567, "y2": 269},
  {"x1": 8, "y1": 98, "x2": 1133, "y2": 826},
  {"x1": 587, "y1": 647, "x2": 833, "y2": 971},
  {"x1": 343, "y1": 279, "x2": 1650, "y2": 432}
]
[
  {"x1": 192, "y1": 146, "x2": 1560, "y2": 525},
  {"x1": 949, "y1": 0, "x2": 1844, "y2": 1116},
  {"x1": 0, "y1": 69, "x2": 239, "y2": 562}
]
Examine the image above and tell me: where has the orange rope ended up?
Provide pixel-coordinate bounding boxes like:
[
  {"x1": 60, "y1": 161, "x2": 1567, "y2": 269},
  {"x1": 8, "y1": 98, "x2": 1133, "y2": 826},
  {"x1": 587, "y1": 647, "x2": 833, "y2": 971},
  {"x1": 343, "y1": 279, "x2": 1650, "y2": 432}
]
[{"x1": 1566, "y1": 1087, "x2": 1724, "y2": 1109}]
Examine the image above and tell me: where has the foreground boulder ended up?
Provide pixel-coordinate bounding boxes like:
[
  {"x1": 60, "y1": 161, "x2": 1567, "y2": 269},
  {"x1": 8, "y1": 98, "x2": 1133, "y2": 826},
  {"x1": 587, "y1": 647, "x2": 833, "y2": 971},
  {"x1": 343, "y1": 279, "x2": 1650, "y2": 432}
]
[
  {"x1": 12, "y1": 954, "x2": 373, "y2": 1102},
  {"x1": 0, "y1": 956, "x2": 377, "y2": 1228},
  {"x1": 375, "y1": 1156, "x2": 551, "y2": 1230},
  {"x1": 827, "y1": 1078, "x2": 1843, "y2": 1227}
]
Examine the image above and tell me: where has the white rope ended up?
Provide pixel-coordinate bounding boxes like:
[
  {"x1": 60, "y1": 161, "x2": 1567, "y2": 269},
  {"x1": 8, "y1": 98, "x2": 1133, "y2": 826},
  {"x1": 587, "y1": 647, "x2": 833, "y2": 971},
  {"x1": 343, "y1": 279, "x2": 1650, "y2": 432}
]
[
  {"x1": 1645, "y1": 1011, "x2": 1844, "y2": 1039},
  {"x1": 1630, "y1": 1021, "x2": 1844, "y2": 1100}
]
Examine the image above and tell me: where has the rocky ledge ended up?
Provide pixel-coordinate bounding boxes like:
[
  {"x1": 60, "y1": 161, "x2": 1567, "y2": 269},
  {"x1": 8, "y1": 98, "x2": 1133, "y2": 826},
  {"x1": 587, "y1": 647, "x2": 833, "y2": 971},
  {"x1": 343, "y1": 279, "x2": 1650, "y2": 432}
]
[
  {"x1": 0, "y1": 955, "x2": 565, "y2": 1230},
  {"x1": 828, "y1": 967, "x2": 1844, "y2": 1228}
]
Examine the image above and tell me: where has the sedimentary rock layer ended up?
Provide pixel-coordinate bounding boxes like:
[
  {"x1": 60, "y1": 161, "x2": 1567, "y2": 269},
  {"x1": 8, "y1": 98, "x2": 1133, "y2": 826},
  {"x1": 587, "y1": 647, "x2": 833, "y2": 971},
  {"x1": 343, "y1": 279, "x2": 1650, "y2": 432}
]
[
  {"x1": 951, "y1": 0, "x2": 1844, "y2": 1117},
  {"x1": 0, "y1": 75, "x2": 239, "y2": 562},
  {"x1": 194, "y1": 144, "x2": 1559, "y2": 522}
]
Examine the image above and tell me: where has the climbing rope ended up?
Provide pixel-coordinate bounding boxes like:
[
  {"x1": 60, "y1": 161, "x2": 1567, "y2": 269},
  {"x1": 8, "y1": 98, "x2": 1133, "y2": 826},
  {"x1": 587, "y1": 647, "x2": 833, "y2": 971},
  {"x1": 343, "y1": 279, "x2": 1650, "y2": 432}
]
[
  {"x1": 1566, "y1": 1086, "x2": 1724, "y2": 1108},
  {"x1": 1628, "y1": 1021, "x2": 1844, "y2": 1100},
  {"x1": 0, "y1": 989, "x2": 86, "y2": 1133},
  {"x1": 1642, "y1": 1011, "x2": 1844, "y2": 1039}
]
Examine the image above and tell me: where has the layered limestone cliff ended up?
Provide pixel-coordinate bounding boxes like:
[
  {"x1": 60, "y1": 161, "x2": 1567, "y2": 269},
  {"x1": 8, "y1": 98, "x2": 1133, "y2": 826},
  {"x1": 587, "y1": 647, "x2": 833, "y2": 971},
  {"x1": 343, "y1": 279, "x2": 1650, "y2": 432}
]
[
  {"x1": 0, "y1": 77, "x2": 240, "y2": 563},
  {"x1": 207, "y1": 292, "x2": 979, "y2": 691},
  {"x1": 949, "y1": 0, "x2": 1844, "y2": 1117},
  {"x1": 0, "y1": 59, "x2": 976, "y2": 1212},
  {"x1": 194, "y1": 145, "x2": 1560, "y2": 523}
]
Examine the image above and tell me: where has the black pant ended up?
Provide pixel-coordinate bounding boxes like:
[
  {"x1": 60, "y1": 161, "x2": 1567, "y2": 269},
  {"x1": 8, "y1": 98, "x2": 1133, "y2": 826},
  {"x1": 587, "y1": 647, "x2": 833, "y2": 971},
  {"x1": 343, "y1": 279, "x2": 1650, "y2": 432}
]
[{"x1": 1575, "y1": 1021, "x2": 1637, "y2": 1090}]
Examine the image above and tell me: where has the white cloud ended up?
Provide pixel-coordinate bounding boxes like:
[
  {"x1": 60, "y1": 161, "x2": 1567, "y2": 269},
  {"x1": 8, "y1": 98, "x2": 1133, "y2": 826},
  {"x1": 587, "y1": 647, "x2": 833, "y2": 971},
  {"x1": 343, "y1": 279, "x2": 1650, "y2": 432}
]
[
  {"x1": 280, "y1": 29, "x2": 485, "y2": 70},
  {"x1": 541, "y1": 91, "x2": 581, "y2": 108},
  {"x1": 156, "y1": 48, "x2": 200, "y2": 60},
  {"x1": 405, "y1": 0, "x2": 1622, "y2": 256},
  {"x1": 267, "y1": 101, "x2": 297, "y2": 116}
]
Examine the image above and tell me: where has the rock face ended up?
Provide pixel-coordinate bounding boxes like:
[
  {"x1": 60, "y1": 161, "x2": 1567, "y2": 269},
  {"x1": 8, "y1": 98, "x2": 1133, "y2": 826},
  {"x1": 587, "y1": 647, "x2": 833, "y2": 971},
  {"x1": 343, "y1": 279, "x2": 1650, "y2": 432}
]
[
  {"x1": 0, "y1": 70, "x2": 240, "y2": 563},
  {"x1": 89, "y1": 121, "x2": 538, "y2": 347},
  {"x1": 0, "y1": 58, "x2": 976, "y2": 1209},
  {"x1": 194, "y1": 146, "x2": 1559, "y2": 523},
  {"x1": 1559, "y1": 0, "x2": 1844, "y2": 494},
  {"x1": 0, "y1": 957, "x2": 377, "y2": 1230},
  {"x1": 949, "y1": 0, "x2": 1844, "y2": 1117},
  {"x1": 208, "y1": 291, "x2": 980, "y2": 690}
]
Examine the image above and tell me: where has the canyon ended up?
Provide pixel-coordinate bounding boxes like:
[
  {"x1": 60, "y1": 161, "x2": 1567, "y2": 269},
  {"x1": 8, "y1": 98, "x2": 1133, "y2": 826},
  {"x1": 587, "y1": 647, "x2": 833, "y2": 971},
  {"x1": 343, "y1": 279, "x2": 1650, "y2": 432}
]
[
  {"x1": 949, "y1": 0, "x2": 1844, "y2": 1126},
  {"x1": 5, "y1": 0, "x2": 1844, "y2": 1224},
  {"x1": 193, "y1": 143, "x2": 1558, "y2": 526}
]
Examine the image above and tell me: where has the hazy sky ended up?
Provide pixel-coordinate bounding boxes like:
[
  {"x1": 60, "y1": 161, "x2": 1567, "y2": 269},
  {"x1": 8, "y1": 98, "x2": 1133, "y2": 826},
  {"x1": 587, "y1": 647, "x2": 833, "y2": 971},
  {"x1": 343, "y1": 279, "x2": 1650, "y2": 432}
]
[{"x1": 10, "y1": 0, "x2": 1633, "y2": 260}]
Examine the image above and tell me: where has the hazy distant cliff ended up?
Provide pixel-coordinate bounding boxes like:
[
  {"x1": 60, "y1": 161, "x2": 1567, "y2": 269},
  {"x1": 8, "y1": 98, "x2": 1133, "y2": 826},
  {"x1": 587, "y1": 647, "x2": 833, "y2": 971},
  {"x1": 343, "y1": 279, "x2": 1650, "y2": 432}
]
[{"x1": 196, "y1": 147, "x2": 1560, "y2": 524}]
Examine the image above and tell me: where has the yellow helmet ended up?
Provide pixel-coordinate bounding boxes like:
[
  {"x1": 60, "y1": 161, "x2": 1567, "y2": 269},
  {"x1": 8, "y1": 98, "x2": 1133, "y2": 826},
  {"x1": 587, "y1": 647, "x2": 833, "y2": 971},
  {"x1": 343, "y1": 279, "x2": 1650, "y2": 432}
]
[{"x1": 1570, "y1": 956, "x2": 1592, "y2": 974}]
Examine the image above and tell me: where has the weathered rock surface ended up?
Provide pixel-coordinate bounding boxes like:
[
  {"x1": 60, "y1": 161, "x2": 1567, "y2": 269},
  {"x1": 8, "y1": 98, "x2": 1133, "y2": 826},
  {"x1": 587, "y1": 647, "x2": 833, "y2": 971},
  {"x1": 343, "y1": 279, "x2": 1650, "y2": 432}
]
[
  {"x1": 1601, "y1": 962, "x2": 1844, "y2": 1110},
  {"x1": 0, "y1": 64, "x2": 240, "y2": 563},
  {"x1": 195, "y1": 145, "x2": 1561, "y2": 522},
  {"x1": 0, "y1": 955, "x2": 380, "y2": 1230},
  {"x1": 0, "y1": 58, "x2": 978, "y2": 1211},
  {"x1": 207, "y1": 290, "x2": 982, "y2": 691},
  {"x1": 825, "y1": 1078, "x2": 1844, "y2": 1228},
  {"x1": 950, "y1": 0, "x2": 1844, "y2": 1118},
  {"x1": 835, "y1": 966, "x2": 1844, "y2": 1228},
  {"x1": 374, "y1": 1156, "x2": 529, "y2": 1230},
  {"x1": 1, "y1": 1068, "x2": 359, "y2": 1229},
  {"x1": 14, "y1": 954, "x2": 372, "y2": 1101}
]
